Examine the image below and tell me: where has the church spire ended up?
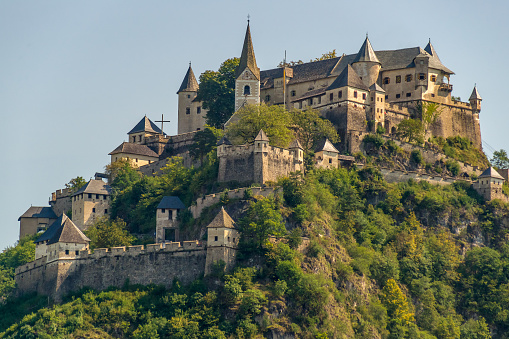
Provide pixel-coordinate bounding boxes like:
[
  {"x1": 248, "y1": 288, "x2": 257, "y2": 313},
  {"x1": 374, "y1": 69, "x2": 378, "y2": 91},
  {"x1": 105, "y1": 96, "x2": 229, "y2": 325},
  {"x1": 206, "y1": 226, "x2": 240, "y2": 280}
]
[
  {"x1": 352, "y1": 36, "x2": 380, "y2": 64},
  {"x1": 235, "y1": 21, "x2": 260, "y2": 80},
  {"x1": 177, "y1": 63, "x2": 199, "y2": 93}
]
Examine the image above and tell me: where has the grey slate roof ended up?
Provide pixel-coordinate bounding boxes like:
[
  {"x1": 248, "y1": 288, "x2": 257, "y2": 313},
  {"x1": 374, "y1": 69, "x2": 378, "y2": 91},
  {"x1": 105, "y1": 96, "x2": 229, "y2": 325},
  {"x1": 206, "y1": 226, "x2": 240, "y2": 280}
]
[
  {"x1": 295, "y1": 88, "x2": 327, "y2": 101},
  {"x1": 376, "y1": 47, "x2": 453, "y2": 74},
  {"x1": 236, "y1": 23, "x2": 260, "y2": 80},
  {"x1": 479, "y1": 167, "x2": 505, "y2": 180},
  {"x1": 36, "y1": 214, "x2": 90, "y2": 245},
  {"x1": 109, "y1": 142, "x2": 159, "y2": 158},
  {"x1": 327, "y1": 64, "x2": 369, "y2": 91},
  {"x1": 469, "y1": 86, "x2": 482, "y2": 100},
  {"x1": 255, "y1": 129, "x2": 269, "y2": 141},
  {"x1": 352, "y1": 37, "x2": 380, "y2": 64},
  {"x1": 207, "y1": 207, "x2": 236, "y2": 229},
  {"x1": 369, "y1": 83, "x2": 386, "y2": 93},
  {"x1": 72, "y1": 179, "x2": 112, "y2": 197},
  {"x1": 424, "y1": 40, "x2": 441, "y2": 63},
  {"x1": 217, "y1": 136, "x2": 232, "y2": 146},
  {"x1": 18, "y1": 206, "x2": 57, "y2": 221},
  {"x1": 157, "y1": 196, "x2": 186, "y2": 210},
  {"x1": 128, "y1": 116, "x2": 163, "y2": 135},
  {"x1": 315, "y1": 138, "x2": 339, "y2": 153},
  {"x1": 289, "y1": 139, "x2": 303, "y2": 149},
  {"x1": 177, "y1": 65, "x2": 199, "y2": 93}
]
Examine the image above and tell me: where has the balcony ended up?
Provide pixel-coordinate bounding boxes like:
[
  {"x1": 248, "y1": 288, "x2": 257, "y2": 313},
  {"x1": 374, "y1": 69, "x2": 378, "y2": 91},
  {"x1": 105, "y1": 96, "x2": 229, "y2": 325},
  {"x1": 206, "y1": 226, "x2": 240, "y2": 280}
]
[{"x1": 439, "y1": 83, "x2": 453, "y2": 92}]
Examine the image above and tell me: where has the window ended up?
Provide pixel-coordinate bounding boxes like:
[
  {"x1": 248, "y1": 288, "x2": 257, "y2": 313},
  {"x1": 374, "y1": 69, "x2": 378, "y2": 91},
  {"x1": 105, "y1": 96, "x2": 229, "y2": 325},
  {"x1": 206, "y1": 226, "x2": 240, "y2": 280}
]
[
  {"x1": 396, "y1": 76, "x2": 401, "y2": 83},
  {"x1": 431, "y1": 93, "x2": 435, "y2": 97},
  {"x1": 385, "y1": 95, "x2": 388, "y2": 100},
  {"x1": 317, "y1": 96, "x2": 321, "y2": 104},
  {"x1": 362, "y1": 93, "x2": 366, "y2": 100},
  {"x1": 96, "y1": 194, "x2": 100, "y2": 199},
  {"x1": 186, "y1": 107, "x2": 190, "y2": 115},
  {"x1": 214, "y1": 236, "x2": 218, "y2": 241},
  {"x1": 135, "y1": 158, "x2": 138, "y2": 163},
  {"x1": 92, "y1": 208, "x2": 96, "y2": 213},
  {"x1": 383, "y1": 77, "x2": 390, "y2": 84},
  {"x1": 405, "y1": 74, "x2": 412, "y2": 82},
  {"x1": 75, "y1": 251, "x2": 79, "y2": 255},
  {"x1": 197, "y1": 107, "x2": 201, "y2": 114},
  {"x1": 161, "y1": 209, "x2": 165, "y2": 213},
  {"x1": 65, "y1": 250, "x2": 69, "y2": 255},
  {"x1": 243, "y1": 85, "x2": 250, "y2": 95},
  {"x1": 329, "y1": 93, "x2": 333, "y2": 101},
  {"x1": 138, "y1": 135, "x2": 142, "y2": 142},
  {"x1": 265, "y1": 95, "x2": 271, "y2": 102},
  {"x1": 371, "y1": 97, "x2": 374, "y2": 102},
  {"x1": 228, "y1": 237, "x2": 231, "y2": 242},
  {"x1": 430, "y1": 75, "x2": 437, "y2": 82},
  {"x1": 308, "y1": 98, "x2": 313, "y2": 105},
  {"x1": 329, "y1": 158, "x2": 332, "y2": 164},
  {"x1": 299, "y1": 102, "x2": 302, "y2": 109},
  {"x1": 396, "y1": 94, "x2": 401, "y2": 99},
  {"x1": 132, "y1": 136, "x2": 136, "y2": 143},
  {"x1": 187, "y1": 94, "x2": 190, "y2": 98},
  {"x1": 104, "y1": 209, "x2": 108, "y2": 213},
  {"x1": 354, "y1": 91, "x2": 357, "y2": 98},
  {"x1": 338, "y1": 91, "x2": 342, "y2": 98},
  {"x1": 291, "y1": 90, "x2": 296, "y2": 97},
  {"x1": 419, "y1": 73, "x2": 425, "y2": 80},
  {"x1": 88, "y1": 193, "x2": 92, "y2": 199},
  {"x1": 169, "y1": 210, "x2": 173, "y2": 220},
  {"x1": 406, "y1": 92, "x2": 411, "y2": 97}
]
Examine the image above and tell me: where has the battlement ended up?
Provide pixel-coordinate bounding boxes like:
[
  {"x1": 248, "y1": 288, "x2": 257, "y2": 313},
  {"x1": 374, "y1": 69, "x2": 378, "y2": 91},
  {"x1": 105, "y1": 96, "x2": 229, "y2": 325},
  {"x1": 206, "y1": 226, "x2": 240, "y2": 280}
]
[{"x1": 50, "y1": 188, "x2": 72, "y2": 202}]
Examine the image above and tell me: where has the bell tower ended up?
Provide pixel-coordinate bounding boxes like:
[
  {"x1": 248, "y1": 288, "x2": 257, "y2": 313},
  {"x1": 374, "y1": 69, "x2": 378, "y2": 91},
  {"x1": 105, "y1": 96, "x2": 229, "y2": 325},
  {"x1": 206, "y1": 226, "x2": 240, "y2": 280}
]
[{"x1": 234, "y1": 19, "x2": 260, "y2": 112}]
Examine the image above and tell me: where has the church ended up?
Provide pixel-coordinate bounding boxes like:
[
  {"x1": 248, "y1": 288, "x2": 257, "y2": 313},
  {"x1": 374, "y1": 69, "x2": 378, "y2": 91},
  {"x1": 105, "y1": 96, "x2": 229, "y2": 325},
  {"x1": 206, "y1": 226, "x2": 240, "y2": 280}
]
[{"x1": 177, "y1": 22, "x2": 482, "y2": 153}]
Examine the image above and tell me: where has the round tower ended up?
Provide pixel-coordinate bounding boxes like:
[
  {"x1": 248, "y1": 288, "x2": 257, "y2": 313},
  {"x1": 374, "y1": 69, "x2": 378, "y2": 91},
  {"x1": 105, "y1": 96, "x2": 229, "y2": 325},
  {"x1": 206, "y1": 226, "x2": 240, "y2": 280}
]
[{"x1": 351, "y1": 36, "x2": 381, "y2": 88}]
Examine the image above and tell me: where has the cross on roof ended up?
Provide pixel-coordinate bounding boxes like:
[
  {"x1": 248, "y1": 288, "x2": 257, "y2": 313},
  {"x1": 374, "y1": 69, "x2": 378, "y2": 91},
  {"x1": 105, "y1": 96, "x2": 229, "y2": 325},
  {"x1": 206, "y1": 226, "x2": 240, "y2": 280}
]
[{"x1": 155, "y1": 114, "x2": 171, "y2": 134}]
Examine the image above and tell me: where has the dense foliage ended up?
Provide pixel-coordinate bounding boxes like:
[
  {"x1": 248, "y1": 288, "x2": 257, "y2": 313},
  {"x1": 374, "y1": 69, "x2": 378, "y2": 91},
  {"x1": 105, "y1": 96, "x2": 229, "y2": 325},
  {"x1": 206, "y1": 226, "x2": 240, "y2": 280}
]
[{"x1": 0, "y1": 236, "x2": 36, "y2": 301}]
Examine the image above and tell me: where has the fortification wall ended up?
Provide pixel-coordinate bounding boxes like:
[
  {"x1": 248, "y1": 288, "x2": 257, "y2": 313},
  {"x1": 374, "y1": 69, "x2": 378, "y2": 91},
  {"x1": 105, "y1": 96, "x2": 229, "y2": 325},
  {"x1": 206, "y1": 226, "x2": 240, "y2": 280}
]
[
  {"x1": 16, "y1": 241, "x2": 207, "y2": 301},
  {"x1": 138, "y1": 152, "x2": 197, "y2": 176},
  {"x1": 49, "y1": 188, "x2": 72, "y2": 216},
  {"x1": 262, "y1": 146, "x2": 298, "y2": 183},
  {"x1": 218, "y1": 145, "x2": 255, "y2": 183},
  {"x1": 380, "y1": 168, "x2": 466, "y2": 185},
  {"x1": 190, "y1": 187, "x2": 277, "y2": 218}
]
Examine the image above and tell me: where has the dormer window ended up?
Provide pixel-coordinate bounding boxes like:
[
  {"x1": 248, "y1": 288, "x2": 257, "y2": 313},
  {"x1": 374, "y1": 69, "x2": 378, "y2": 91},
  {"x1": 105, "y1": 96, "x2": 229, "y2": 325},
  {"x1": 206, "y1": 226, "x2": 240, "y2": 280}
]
[{"x1": 243, "y1": 85, "x2": 251, "y2": 95}]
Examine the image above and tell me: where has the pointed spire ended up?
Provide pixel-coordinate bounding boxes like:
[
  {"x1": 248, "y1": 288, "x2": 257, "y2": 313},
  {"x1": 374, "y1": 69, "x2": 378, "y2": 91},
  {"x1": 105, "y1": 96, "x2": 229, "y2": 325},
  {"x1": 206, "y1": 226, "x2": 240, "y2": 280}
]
[
  {"x1": 177, "y1": 64, "x2": 199, "y2": 93},
  {"x1": 469, "y1": 85, "x2": 482, "y2": 101},
  {"x1": 352, "y1": 36, "x2": 380, "y2": 64},
  {"x1": 315, "y1": 138, "x2": 339, "y2": 153},
  {"x1": 424, "y1": 40, "x2": 441, "y2": 63},
  {"x1": 255, "y1": 129, "x2": 269, "y2": 141},
  {"x1": 207, "y1": 207, "x2": 236, "y2": 229},
  {"x1": 217, "y1": 135, "x2": 232, "y2": 146},
  {"x1": 289, "y1": 139, "x2": 303, "y2": 150},
  {"x1": 235, "y1": 22, "x2": 260, "y2": 80}
]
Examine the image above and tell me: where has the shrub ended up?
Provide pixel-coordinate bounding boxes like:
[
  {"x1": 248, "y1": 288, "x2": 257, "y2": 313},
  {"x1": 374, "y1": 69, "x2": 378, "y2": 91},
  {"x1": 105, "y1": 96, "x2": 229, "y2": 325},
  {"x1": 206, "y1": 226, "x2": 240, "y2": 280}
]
[
  {"x1": 363, "y1": 134, "x2": 385, "y2": 150},
  {"x1": 385, "y1": 140, "x2": 399, "y2": 155},
  {"x1": 410, "y1": 149, "x2": 423, "y2": 165},
  {"x1": 445, "y1": 160, "x2": 460, "y2": 176}
]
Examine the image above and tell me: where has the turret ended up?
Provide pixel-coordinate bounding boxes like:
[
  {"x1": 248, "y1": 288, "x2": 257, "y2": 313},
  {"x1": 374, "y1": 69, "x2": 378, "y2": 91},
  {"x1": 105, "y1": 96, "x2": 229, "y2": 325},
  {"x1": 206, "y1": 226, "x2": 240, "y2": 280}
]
[
  {"x1": 351, "y1": 36, "x2": 381, "y2": 88},
  {"x1": 234, "y1": 21, "x2": 260, "y2": 111},
  {"x1": 469, "y1": 85, "x2": 482, "y2": 113},
  {"x1": 177, "y1": 63, "x2": 203, "y2": 134},
  {"x1": 205, "y1": 207, "x2": 239, "y2": 275},
  {"x1": 289, "y1": 139, "x2": 304, "y2": 171},
  {"x1": 217, "y1": 135, "x2": 232, "y2": 157},
  {"x1": 254, "y1": 129, "x2": 269, "y2": 153}
]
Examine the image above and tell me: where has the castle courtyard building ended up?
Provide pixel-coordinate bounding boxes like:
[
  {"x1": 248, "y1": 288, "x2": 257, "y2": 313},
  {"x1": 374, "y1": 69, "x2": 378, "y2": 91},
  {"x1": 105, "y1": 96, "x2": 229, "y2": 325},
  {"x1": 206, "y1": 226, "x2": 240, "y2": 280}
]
[{"x1": 71, "y1": 179, "x2": 111, "y2": 230}]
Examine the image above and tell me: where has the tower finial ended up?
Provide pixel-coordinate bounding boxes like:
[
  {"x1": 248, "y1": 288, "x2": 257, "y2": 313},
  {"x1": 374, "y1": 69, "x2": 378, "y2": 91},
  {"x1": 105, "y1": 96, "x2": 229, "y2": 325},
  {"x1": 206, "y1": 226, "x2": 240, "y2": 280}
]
[
  {"x1": 366, "y1": 32, "x2": 368, "y2": 38},
  {"x1": 247, "y1": 14, "x2": 250, "y2": 24}
]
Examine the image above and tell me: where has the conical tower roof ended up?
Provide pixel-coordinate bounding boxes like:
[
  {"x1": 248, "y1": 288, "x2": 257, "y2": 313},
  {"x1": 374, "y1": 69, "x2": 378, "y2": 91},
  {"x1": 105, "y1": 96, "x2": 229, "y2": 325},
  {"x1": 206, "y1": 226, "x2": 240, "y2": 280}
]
[
  {"x1": 177, "y1": 64, "x2": 199, "y2": 93},
  {"x1": 469, "y1": 85, "x2": 482, "y2": 101},
  {"x1": 235, "y1": 22, "x2": 260, "y2": 80},
  {"x1": 207, "y1": 207, "x2": 236, "y2": 229},
  {"x1": 255, "y1": 129, "x2": 269, "y2": 141},
  {"x1": 424, "y1": 40, "x2": 441, "y2": 63},
  {"x1": 128, "y1": 116, "x2": 163, "y2": 135},
  {"x1": 352, "y1": 36, "x2": 380, "y2": 64},
  {"x1": 217, "y1": 136, "x2": 232, "y2": 146},
  {"x1": 289, "y1": 139, "x2": 303, "y2": 149}
]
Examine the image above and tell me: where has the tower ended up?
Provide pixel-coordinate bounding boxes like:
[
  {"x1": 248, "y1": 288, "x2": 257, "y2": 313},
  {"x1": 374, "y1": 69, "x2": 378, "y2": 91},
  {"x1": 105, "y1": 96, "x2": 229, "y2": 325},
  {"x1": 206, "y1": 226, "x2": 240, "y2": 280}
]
[
  {"x1": 177, "y1": 63, "x2": 203, "y2": 134},
  {"x1": 289, "y1": 139, "x2": 304, "y2": 172},
  {"x1": 351, "y1": 36, "x2": 381, "y2": 88},
  {"x1": 234, "y1": 21, "x2": 260, "y2": 112},
  {"x1": 469, "y1": 85, "x2": 482, "y2": 113},
  {"x1": 205, "y1": 207, "x2": 239, "y2": 275}
]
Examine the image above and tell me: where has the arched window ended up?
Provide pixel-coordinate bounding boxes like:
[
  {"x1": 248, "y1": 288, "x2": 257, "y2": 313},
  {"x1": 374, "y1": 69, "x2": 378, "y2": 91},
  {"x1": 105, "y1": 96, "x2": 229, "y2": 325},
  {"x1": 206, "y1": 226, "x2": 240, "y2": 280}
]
[
  {"x1": 383, "y1": 77, "x2": 390, "y2": 84},
  {"x1": 243, "y1": 85, "x2": 251, "y2": 95}
]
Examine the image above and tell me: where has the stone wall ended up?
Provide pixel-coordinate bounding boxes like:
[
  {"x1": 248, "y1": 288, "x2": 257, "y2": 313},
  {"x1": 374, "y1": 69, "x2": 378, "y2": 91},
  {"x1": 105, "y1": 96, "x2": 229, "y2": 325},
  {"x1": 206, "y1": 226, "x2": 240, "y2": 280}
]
[
  {"x1": 49, "y1": 188, "x2": 72, "y2": 217},
  {"x1": 190, "y1": 187, "x2": 278, "y2": 219},
  {"x1": 16, "y1": 241, "x2": 207, "y2": 301},
  {"x1": 218, "y1": 145, "x2": 256, "y2": 183},
  {"x1": 380, "y1": 167, "x2": 464, "y2": 185}
]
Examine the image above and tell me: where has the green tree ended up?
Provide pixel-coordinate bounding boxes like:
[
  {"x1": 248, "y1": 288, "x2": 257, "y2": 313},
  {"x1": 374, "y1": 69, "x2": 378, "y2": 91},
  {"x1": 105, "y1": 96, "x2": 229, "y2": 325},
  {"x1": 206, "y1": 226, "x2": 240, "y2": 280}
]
[
  {"x1": 85, "y1": 217, "x2": 135, "y2": 249},
  {"x1": 396, "y1": 119, "x2": 424, "y2": 144},
  {"x1": 226, "y1": 103, "x2": 293, "y2": 147},
  {"x1": 311, "y1": 49, "x2": 337, "y2": 62},
  {"x1": 65, "y1": 176, "x2": 87, "y2": 193},
  {"x1": 291, "y1": 108, "x2": 339, "y2": 153},
  {"x1": 0, "y1": 235, "x2": 36, "y2": 300},
  {"x1": 381, "y1": 279, "x2": 415, "y2": 329},
  {"x1": 239, "y1": 197, "x2": 286, "y2": 251},
  {"x1": 106, "y1": 158, "x2": 141, "y2": 191},
  {"x1": 491, "y1": 149, "x2": 509, "y2": 169},
  {"x1": 189, "y1": 126, "x2": 224, "y2": 165},
  {"x1": 196, "y1": 58, "x2": 240, "y2": 128},
  {"x1": 420, "y1": 101, "x2": 443, "y2": 132}
]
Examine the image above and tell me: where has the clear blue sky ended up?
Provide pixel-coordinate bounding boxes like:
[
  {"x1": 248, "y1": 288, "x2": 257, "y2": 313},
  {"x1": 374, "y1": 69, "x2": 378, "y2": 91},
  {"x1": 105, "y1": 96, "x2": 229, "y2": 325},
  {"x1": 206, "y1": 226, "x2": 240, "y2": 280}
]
[{"x1": 1, "y1": 0, "x2": 507, "y2": 250}]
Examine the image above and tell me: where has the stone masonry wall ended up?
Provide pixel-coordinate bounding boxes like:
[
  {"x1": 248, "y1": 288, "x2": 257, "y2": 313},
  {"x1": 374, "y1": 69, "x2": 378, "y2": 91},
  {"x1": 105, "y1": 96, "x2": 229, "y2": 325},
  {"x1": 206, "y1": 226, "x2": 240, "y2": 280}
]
[
  {"x1": 49, "y1": 188, "x2": 72, "y2": 217},
  {"x1": 218, "y1": 145, "x2": 256, "y2": 183},
  {"x1": 262, "y1": 146, "x2": 298, "y2": 183}
]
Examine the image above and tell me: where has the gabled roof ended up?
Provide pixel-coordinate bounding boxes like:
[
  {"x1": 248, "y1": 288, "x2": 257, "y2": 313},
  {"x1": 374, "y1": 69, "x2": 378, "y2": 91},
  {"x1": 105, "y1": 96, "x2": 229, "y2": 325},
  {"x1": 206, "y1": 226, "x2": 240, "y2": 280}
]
[
  {"x1": 289, "y1": 139, "x2": 303, "y2": 149},
  {"x1": 36, "y1": 214, "x2": 90, "y2": 245},
  {"x1": 217, "y1": 136, "x2": 232, "y2": 146},
  {"x1": 109, "y1": 142, "x2": 159, "y2": 158},
  {"x1": 157, "y1": 196, "x2": 185, "y2": 210},
  {"x1": 352, "y1": 37, "x2": 380, "y2": 64},
  {"x1": 235, "y1": 23, "x2": 260, "y2": 80},
  {"x1": 207, "y1": 207, "x2": 236, "y2": 229},
  {"x1": 255, "y1": 129, "x2": 269, "y2": 141},
  {"x1": 128, "y1": 116, "x2": 163, "y2": 135},
  {"x1": 469, "y1": 85, "x2": 482, "y2": 100},
  {"x1": 18, "y1": 206, "x2": 57, "y2": 221},
  {"x1": 424, "y1": 40, "x2": 441, "y2": 63},
  {"x1": 72, "y1": 179, "x2": 112, "y2": 197},
  {"x1": 479, "y1": 167, "x2": 505, "y2": 180},
  {"x1": 369, "y1": 83, "x2": 385, "y2": 93},
  {"x1": 177, "y1": 64, "x2": 199, "y2": 93},
  {"x1": 315, "y1": 138, "x2": 339, "y2": 153},
  {"x1": 327, "y1": 64, "x2": 369, "y2": 91}
]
